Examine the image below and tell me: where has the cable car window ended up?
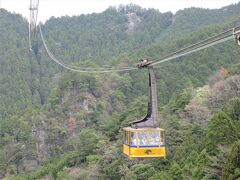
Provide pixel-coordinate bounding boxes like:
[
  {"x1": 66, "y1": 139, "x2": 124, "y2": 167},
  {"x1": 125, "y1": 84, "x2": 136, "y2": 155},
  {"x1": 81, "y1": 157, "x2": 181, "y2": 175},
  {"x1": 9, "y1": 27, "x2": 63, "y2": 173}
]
[
  {"x1": 122, "y1": 130, "x2": 125, "y2": 144},
  {"x1": 160, "y1": 131, "x2": 164, "y2": 144},
  {"x1": 130, "y1": 132, "x2": 137, "y2": 146},
  {"x1": 149, "y1": 131, "x2": 160, "y2": 145},
  {"x1": 124, "y1": 131, "x2": 128, "y2": 144},
  {"x1": 138, "y1": 132, "x2": 148, "y2": 146}
]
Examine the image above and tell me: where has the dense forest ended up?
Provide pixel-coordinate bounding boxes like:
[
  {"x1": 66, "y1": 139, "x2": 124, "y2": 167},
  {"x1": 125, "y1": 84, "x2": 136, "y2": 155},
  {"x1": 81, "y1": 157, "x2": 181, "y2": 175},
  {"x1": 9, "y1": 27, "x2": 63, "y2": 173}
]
[{"x1": 0, "y1": 3, "x2": 240, "y2": 179}]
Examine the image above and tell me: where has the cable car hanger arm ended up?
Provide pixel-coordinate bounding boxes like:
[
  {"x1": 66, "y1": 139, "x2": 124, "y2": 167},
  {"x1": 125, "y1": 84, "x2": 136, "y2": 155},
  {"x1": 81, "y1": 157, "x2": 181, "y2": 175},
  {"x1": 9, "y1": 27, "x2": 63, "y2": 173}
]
[{"x1": 130, "y1": 62, "x2": 158, "y2": 128}]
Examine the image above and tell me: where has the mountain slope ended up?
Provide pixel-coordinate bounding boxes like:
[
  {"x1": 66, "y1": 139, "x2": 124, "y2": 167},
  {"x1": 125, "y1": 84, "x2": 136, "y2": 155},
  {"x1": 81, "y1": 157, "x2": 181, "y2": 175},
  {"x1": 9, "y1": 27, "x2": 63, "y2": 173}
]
[
  {"x1": 158, "y1": 2, "x2": 240, "y2": 41},
  {"x1": 0, "y1": 4, "x2": 240, "y2": 178},
  {"x1": 1, "y1": 3, "x2": 240, "y2": 120}
]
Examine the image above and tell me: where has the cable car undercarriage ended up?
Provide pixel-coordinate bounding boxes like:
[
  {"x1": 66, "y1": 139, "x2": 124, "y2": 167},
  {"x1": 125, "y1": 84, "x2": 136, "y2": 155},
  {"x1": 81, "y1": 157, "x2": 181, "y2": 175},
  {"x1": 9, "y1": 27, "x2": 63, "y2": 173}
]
[{"x1": 122, "y1": 60, "x2": 166, "y2": 158}]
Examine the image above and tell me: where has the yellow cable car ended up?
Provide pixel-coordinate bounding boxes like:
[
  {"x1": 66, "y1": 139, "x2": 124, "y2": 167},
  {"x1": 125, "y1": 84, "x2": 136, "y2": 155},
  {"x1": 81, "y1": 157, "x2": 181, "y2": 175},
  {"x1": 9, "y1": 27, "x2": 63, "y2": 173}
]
[
  {"x1": 122, "y1": 60, "x2": 166, "y2": 158},
  {"x1": 122, "y1": 127, "x2": 166, "y2": 158}
]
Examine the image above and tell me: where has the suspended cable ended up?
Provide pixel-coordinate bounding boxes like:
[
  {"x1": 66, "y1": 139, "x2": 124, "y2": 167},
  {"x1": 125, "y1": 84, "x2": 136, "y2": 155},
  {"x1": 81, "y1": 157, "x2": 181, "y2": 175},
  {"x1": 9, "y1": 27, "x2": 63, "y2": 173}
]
[
  {"x1": 39, "y1": 23, "x2": 137, "y2": 73},
  {"x1": 152, "y1": 35, "x2": 233, "y2": 66},
  {"x1": 151, "y1": 25, "x2": 240, "y2": 66},
  {"x1": 65, "y1": 64, "x2": 134, "y2": 70},
  {"x1": 151, "y1": 26, "x2": 240, "y2": 64},
  {"x1": 35, "y1": 0, "x2": 239, "y2": 74}
]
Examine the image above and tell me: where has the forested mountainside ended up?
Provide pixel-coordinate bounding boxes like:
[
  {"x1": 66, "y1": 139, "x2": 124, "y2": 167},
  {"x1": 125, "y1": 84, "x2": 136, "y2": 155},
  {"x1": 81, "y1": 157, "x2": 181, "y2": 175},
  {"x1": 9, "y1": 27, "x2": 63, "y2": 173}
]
[
  {"x1": 1, "y1": 4, "x2": 240, "y2": 120},
  {"x1": 157, "y1": 2, "x2": 240, "y2": 41},
  {"x1": 0, "y1": 3, "x2": 240, "y2": 179}
]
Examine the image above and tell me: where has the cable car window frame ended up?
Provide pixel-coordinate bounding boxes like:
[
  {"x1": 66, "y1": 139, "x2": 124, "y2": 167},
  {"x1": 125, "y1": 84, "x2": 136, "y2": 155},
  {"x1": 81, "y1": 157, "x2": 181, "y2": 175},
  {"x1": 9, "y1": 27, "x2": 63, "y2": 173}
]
[
  {"x1": 138, "y1": 131, "x2": 149, "y2": 146},
  {"x1": 130, "y1": 132, "x2": 137, "y2": 146},
  {"x1": 149, "y1": 131, "x2": 160, "y2": 146},
  {"x1": 125, "y1": 130, "x2": 127, "y2": 144},
  {"x1": 130, "y1": 129, "x2": 164, "y2": 147},
  {"x1": 160, "y1": 130, "x2": 164, "y2": 145},
  {"x1": 123, "y1": 130, "x2": 130, "y2": 145}
]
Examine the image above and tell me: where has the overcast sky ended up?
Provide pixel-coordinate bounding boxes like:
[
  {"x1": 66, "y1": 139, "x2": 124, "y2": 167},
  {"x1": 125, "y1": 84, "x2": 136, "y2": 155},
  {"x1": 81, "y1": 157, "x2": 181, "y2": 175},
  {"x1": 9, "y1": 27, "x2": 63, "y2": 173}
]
[{"x1": 1, "y1": 0, "x2": 240, "y2": 23}]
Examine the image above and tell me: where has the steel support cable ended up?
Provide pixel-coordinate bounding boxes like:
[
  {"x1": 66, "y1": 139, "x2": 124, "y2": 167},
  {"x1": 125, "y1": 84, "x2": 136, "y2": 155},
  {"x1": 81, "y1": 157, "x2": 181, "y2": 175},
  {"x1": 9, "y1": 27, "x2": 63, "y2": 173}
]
[
  {"x1": 151, "y1": 25, "x2": 240, "y2": 66},
  {"x1": 59, "y1": 63, "x2": 135, "y2": 70},
  {"x1": 39, "y1": 26, "x2": 133, "y2": 70},
  {"x1": 66, "y1": 64, "x2": 134, "y2": 70},
  {"x1": 40, "y1": 27, "x2": 136, "y2": 72},
  {"x1": 39, "y1": 24, "x2": 137, "y2": 73},
  {"x1": 152, "y1": 35, "x2": 233, "y2": 66},
  {"x1": 38, "y1": 4, "x2": 239, "y2": 72},
  {"x1": 152, "y1": 35, "x2": 232, "y2": 66},
  {"x1": 59, "y1": 62, "x2": 134, "y2": 70},
  {"x1": 151, "y1": 30, "x2": 231, "y2": 63}
]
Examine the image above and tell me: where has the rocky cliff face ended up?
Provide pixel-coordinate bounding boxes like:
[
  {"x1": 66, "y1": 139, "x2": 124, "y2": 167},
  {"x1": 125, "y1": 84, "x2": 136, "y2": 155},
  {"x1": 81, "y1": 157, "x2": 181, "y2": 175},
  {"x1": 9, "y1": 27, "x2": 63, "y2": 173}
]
[
  {"x1": 126, "y1": 12, "x2": 142, "y2": 33},
  {"x1": 3, "y1": 72, "x2": 124, "y2": 174}
]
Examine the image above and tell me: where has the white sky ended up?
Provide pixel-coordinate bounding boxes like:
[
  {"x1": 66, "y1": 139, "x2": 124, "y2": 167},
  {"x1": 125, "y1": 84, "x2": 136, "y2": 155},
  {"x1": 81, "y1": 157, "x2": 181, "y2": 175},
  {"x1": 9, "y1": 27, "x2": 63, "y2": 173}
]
[{"x1": 1, "y1": 0, "x2": 240, "y2": 23}]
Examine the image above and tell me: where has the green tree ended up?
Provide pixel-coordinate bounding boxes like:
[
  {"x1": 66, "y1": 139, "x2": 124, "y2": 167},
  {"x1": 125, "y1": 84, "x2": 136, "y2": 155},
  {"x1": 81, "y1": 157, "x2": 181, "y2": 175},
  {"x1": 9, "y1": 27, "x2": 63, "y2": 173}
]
[
  {"x1": 205, "y1": 111, "x2": 239, "y2": 155},
  {"x1": 222, "y1": 140, "x2": 240, "y2": 179},
  {"x1": 129, "y1": 163, "x2": 156, "y2": 180},
  {"x1": 169, "y1": 162, "x2": 183, "y2": 180},
  {"x1": 78, "y1": 129, "x2": 99, "y2": 156}
]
